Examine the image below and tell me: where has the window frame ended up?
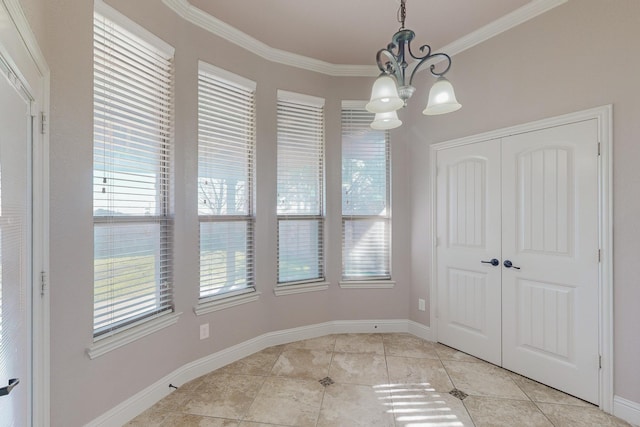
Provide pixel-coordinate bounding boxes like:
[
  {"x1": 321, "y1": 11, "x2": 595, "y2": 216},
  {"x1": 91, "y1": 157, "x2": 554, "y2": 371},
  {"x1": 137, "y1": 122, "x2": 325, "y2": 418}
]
[
  {"x1": 339, "y1": 101, "x2": 394, "y2": 288},
  {"x1": 195, "y1": 62, "x2": 260, "y2": 314},
  {"x1": 89, "y1": 2, "x2": 179, "y2": 358},
  {"x1": 275, "y1": 90, "x2": 328, "y2": 295}
]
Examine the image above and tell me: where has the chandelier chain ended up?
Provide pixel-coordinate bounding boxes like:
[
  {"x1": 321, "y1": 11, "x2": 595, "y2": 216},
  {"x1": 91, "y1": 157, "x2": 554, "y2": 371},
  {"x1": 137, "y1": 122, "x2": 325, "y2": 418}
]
[{"x1": 398, "y1": 0, "x2": 407, "y2": 30}]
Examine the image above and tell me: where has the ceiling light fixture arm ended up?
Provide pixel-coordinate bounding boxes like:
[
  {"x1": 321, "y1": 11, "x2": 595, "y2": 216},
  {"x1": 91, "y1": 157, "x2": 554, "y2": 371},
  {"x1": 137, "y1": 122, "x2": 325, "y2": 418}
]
[
  {"x1": 375, "y1": 44, "x2": 405, "y2": 85},
  {"x1": 379, "y1": 0, "x2": 453, "y2": 86},
  {"x1": 375, "y1": 28, "x2": 419, "y2": 103},
  {"x1": 407, "y1": 45, "x2": 452, "y2": 87},
  {"x1": 375, "y1": 30, "x2": 453, "y2": 104}
]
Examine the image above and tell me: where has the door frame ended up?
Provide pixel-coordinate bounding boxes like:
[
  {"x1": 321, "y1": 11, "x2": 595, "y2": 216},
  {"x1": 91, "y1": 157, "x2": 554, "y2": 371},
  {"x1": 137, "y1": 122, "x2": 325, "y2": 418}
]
[
  {"x1": 0, "y1": 0, "x2": 50, "y2": 425},
  {"x1": 429, "y1": 105, "x2": 613, "y2": 412}
]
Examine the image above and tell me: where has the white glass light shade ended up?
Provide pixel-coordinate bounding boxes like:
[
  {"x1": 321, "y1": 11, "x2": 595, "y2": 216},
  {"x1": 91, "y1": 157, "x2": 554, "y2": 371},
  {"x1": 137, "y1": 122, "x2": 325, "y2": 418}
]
[
  {"x1": 370, "y1": 110, "x2": 402, "y2": 130},
  {"x1": 366, "y1": 75, "x2": 404, "y2": 113},
  {"x1": 423, "y1": 77, "x2": 462, "y2": 115}
]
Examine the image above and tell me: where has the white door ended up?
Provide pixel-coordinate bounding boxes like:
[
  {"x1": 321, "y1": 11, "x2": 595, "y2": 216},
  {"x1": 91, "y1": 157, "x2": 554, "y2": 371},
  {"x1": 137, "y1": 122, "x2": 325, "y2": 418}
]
[
  {"x1": 436, "y1": 120, "x2": 600, "y2": 403},
  {"x1": 0, "y1": 62, "x2": 33, "y2": 425},
  {"x1": 501, "y1": 120, "x2": 599, "y2": 403},
  {"x1": 436, "y1": 139, "x2": 502, "y2": 365}
]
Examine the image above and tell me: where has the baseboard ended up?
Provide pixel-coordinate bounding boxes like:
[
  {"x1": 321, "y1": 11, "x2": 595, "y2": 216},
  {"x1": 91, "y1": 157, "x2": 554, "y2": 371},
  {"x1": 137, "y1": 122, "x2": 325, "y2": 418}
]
[
  {"x1": 86, "y1": 318, "x2": 431, "y2": 427},
  {"x1": 614, "y1": 395, "x2": 640, "y2": 426},
  {"x1": 407, "y1": 320, "x2": 434, "y2": 341}
]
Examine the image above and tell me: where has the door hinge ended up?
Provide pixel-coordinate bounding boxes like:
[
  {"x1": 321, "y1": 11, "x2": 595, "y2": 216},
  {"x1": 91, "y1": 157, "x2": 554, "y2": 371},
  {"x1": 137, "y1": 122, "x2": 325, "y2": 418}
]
[
  {"x1": 598, "y1": 249, "x2": 601, "y2": 263},
  {"x1": 40, "y1": 271, "x2": 47, "y2": 296},
  {"x1": 40, "y1": 112, "x2": 47, "y2": 135},
  {"x1": 597, "y1": 142, "x2": 601, "y2": 156},
  {"x1": 599, "y1": 355, "x2": 602, "y2": 369}
]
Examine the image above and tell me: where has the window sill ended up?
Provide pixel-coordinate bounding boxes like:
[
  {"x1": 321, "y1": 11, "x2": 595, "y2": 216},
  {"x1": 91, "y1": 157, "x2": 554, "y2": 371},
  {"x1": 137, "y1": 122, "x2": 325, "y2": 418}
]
[
  {"x1": 339, "y1": 280, "x2": 395, "y2": 289},
  {"x1": 87, "y1": 311, "x2": 182, "y2": 359},
  {"x1": 195, "y1": 289, "x2": 262, "y2": 316},
  {"x1": 274, "y1": 281, "x2": 330, "y2": 296}
]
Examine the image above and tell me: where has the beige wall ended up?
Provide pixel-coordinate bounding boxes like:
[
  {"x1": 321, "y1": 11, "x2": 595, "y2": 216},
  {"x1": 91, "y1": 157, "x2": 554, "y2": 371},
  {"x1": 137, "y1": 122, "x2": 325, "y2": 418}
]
[
  {"x1": 15, "y1": 0, "x2": 46, "y2": 49},
  {"x1": 407, "y1": 0, "x2": 640, "y2": 407},
  {"x1": 15, "y1": 0, "x2": 640, "y2": 424},
  {"x1": 40, "y1": 0, "x2": 410, "y2": 425}
]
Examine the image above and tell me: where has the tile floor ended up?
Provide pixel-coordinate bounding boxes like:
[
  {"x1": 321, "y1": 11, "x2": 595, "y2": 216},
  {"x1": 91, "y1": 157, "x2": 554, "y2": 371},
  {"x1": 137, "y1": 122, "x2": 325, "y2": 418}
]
[{"x1": 126, "y1": 333, "x2": 632, "y2": 427}]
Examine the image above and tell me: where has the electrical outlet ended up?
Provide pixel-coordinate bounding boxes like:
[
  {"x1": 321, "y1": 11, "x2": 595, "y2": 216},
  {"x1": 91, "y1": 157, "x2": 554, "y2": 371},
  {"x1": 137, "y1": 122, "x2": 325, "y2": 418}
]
[
  {"x1": 199, "y1": 323, "x2": 209, "y2": 340},
  {"x1": 418, "y1": 298, "x2": 426, "y2": 311}
]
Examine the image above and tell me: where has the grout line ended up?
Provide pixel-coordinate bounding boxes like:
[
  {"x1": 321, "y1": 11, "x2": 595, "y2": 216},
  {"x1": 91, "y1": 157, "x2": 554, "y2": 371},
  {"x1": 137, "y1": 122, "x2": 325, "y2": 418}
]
[
  {"x1": 314, "y1": 343, "x2": 338, "y2": 426},
  {"x1": 530, "y1": 399, "x2": 559, "y2": 427},
  {"x1": 382, "y1": 341, "x2": 399, "y2": 427},
  {"x1": 315, "y1": 373, "x2": 328, "y2": 426},
  {"x1": 437, "y1": 346, "x2": 478, "y2": 426},
  {"x1": 439, "y1": 351, "x2": 459, "y2": 392}
]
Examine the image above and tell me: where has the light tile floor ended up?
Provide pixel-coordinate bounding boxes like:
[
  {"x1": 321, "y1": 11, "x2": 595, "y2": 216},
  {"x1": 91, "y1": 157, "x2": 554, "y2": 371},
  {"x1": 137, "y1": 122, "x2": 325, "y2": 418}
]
[{"x1": 126, "y1": 333, "x2": 631, "y2": 427}]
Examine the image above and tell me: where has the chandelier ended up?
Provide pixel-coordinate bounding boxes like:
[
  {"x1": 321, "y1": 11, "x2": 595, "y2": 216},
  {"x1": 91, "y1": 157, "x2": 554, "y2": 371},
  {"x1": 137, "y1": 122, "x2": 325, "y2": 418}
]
[{"x1": 367, "y1": 0, "x2": 462, "y2": 129}]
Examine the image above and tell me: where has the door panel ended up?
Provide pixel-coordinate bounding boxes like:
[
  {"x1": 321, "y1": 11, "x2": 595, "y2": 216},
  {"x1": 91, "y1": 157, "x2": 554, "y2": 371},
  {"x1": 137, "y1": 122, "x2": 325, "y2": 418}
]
[
  {"x1": 518, "y1": 147, "x2": 571, "y2": 255},
  {"x1": 0, "y1": 62, "x2": 32, "y2": 425},
  {"x1": 517, "y1": 279, "x2": 573, "y2": 359},
  {"x1": 436, "y1": 139, "x2": 502, "y2": 365},
  {"x1": 447, "y1": 268, "x2": 489, "y2": 334},
  {"x1": 501, "y1": 120, "x2": 599, "y2": 403}
]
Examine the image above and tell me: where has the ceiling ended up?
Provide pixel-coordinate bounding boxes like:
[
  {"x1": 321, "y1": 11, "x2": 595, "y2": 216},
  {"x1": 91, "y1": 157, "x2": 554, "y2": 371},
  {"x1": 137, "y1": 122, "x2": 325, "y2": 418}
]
[{"x1": 186, "y1": 0, "x2": 533, "y2": 66}]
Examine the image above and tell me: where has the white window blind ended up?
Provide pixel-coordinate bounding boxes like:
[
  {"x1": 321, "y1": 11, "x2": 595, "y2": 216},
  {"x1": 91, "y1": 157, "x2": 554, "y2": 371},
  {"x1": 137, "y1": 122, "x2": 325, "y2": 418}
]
[
  {"x1": 93, "y1": 11, "x2": 174, "y2": 338},
  {"x1": 341, "y1": 103, "x2": 391, "y2": 280},
  {"x1": 198, "y1": 63, "x2": 256, "y2": 300},
  {"x1": 277, "y1": 91, "x2": 325, "y2": 284}
]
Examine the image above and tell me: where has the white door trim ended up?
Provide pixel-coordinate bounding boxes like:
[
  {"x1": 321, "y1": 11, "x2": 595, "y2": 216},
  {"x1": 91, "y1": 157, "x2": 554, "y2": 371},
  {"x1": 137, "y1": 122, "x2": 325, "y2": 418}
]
[
  {"x1": 0, "y1": 1, "x2": 50, "y2": 425},
  {"x1": 429, "y1": 105, "x2": 613, "y2": 412}
]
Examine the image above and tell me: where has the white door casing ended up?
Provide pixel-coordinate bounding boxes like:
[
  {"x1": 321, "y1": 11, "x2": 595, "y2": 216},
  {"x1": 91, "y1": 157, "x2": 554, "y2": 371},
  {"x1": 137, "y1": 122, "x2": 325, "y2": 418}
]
[{"x1": 431, "y1": 106, "x2": 612, "y2": 410}]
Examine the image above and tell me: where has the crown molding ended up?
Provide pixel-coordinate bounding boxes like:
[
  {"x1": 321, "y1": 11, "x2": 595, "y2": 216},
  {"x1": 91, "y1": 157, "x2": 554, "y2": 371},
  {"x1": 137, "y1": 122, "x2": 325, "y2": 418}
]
[
  {"x1": 441, "y1": 0, "x2": 568, "y2": 57},
  {"x1": 161, "y1": 0, "x2": 378, "y2": 77},
  {"x1": 161, "y1": 0, "x2": 567, "y2": 77}
]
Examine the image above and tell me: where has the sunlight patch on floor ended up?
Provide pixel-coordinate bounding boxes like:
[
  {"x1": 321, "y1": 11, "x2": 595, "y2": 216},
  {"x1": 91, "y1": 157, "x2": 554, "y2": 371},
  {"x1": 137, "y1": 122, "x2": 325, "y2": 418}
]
[{"x1": 374, "y1": 383, "x2": 466, "y2": 427}]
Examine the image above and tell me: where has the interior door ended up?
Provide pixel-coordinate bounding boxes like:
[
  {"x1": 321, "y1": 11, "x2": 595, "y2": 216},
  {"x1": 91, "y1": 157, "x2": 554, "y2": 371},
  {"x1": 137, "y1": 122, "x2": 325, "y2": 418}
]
[
  {"x1": 501, "y1": 120, "x2": 599, "y2": 403},
  {"x1": 436, "y1": 119, "x2": 600, "y2": 403},
  {"x1": 436, "y1": 139, "x2": 502, "y2": 365},
  {"x1": 0, "y1": 62, "x2": 33, "y2": 425}
]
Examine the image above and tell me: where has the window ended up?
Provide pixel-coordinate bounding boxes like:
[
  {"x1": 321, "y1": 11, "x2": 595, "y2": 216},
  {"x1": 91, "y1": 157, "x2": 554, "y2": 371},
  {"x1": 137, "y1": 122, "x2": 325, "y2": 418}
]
[
  {"x1": 197, "y1": 63, "x2": 256, "y2": 303},
  {"x1": 341, "y1": 102, "x2": 391, "y2": 281},
  {"x1": 277, "y1": 91, "x2": 325, "y2": 286},
  {"x1": 93, "y1": 10, "x2": 174, "y2": 339}
]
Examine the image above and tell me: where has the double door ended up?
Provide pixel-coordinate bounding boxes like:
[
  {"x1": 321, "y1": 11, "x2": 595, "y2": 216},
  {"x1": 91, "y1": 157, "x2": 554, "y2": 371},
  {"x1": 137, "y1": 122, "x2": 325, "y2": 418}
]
[{"x1": 436, "y1": 120, "x2": 599, "y2": 403}]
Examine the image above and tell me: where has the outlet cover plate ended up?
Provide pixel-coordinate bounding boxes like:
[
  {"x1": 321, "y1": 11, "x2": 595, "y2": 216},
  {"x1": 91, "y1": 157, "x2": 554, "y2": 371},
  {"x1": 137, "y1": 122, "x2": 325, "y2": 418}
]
[{"x1": 199, "y1": 323, "x2": 210, "y2": 340}]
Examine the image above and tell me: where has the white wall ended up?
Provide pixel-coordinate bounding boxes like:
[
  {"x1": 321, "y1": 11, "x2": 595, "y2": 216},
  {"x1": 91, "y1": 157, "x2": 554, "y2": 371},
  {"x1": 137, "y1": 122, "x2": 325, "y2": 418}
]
[{"x1": 407, "y1": 0, "x2": 640, "y2": 410}]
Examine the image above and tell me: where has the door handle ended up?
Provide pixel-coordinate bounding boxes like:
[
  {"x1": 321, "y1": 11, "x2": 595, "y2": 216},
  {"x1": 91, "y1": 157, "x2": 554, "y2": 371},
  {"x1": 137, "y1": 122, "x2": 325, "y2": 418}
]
[
  {"x1": 503, "y1": 260, "x2": 521, "y2": 270},
  {"x1": 481, "y1": 258, "x2": 500, "y2": 266},
  {"x1": 0, "y1": 378, "x2": 19, "y2": 397}
]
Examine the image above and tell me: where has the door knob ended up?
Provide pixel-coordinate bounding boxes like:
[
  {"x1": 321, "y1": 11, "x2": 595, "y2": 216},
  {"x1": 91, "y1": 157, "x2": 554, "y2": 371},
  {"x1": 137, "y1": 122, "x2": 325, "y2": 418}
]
[
  {"x1": 503, "y1": 260, "x2": 521, "y2": 270},
  {"x1": 0, "y1": 378, "x2": 19, "y2": 397},
  {"x1": 481, "y1": 258, "x2": 500, "y2": 266}
]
